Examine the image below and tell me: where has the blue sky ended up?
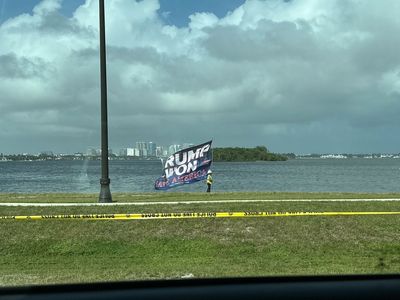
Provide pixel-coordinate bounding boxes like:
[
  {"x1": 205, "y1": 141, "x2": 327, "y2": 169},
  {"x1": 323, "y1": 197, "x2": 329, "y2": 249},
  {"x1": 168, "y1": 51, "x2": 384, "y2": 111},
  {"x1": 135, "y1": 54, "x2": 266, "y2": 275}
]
[
  {"x1": 0, "y1": 0, "x2": 245, "y2": 26},
  {"x1": 1, "y1": 0, "x2": 400, "y2": 154},
  {"x1": 0, "y1": 0, "x2": 81, "y2": 21},
  {"x1": 158, "y1": 0, "x2": 245, "y2": 27}
]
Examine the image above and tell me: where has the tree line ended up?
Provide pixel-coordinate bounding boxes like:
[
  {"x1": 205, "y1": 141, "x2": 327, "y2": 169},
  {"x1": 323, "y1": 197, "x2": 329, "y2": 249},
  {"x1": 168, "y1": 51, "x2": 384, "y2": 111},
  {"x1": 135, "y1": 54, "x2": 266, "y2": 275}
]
[{"x1": 212, "y1": 146, "x2": 291, "y2": 162}]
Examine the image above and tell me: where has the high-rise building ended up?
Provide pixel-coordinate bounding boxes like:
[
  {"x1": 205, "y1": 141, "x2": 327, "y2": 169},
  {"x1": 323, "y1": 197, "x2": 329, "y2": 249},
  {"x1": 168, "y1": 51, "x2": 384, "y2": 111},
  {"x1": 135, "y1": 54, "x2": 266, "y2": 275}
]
[
  {"x1": 168, "y1": 144, "x2": 181, "y2": 156},
  {"x1": 156, "y1": 146, "x2": 163, "y2": 157},
  {"x1": 120, "y1": 148, "x2": 140, "y2": 157},
  {"x1": 136, "y1": 142, "x2": 148, "y2": 157},
  {"x1": 119, "y1": 148, "x2": 140, "y2": 157},
  {"x1": 86, "y1": 147, "x2": 98, "y2": 156},
  {"x1": 148, "y1": 142, "x2": 156, "y2": 156}
]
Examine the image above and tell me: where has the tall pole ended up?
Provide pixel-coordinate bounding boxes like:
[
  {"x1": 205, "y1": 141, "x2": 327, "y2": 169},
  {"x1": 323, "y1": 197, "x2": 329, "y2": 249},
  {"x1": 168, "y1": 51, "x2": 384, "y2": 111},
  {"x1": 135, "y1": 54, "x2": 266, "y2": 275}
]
[{"x1": 98, "y1": 0, "x2": 112, "y2": 203}]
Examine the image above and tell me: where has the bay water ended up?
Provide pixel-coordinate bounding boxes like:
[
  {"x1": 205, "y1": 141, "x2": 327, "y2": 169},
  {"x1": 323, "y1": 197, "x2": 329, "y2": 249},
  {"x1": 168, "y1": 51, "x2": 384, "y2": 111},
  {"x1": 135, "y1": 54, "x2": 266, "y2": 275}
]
[{"x1": 0, "y1": 158, "x2": 399, "y2": 193}]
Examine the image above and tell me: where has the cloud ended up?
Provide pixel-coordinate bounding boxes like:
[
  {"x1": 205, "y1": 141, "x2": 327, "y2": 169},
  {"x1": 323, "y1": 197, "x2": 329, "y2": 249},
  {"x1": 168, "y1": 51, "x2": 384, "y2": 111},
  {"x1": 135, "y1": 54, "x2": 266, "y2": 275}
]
[{"x1": 1, "y1": 0, "x2": 400, "y2": 153}]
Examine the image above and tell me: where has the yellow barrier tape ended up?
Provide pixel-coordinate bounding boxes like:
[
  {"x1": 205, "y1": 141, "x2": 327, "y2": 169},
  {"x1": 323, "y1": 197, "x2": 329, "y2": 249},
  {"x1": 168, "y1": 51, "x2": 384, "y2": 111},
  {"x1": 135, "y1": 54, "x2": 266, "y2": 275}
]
[{"x1": 0, "y1": 211, "x2": 400, "y2": 220}]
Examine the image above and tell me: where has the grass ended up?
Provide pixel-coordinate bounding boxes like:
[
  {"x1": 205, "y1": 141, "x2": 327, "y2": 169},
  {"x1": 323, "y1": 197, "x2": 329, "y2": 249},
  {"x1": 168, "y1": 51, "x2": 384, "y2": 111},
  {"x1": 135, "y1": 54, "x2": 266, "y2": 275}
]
[
  {"x1": 1, "y1": 192, "x2": 400, "y2": 286},
  {"x1": 1, "y1": 191, "x2": 400, "y2": 203}
]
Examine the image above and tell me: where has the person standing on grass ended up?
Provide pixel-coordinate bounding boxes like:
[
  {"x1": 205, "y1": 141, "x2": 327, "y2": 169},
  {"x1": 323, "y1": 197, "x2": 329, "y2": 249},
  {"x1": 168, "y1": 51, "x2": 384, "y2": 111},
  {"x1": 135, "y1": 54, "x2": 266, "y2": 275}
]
[{"x1": 206, "y1": 170, "x2": 213, "y2": 193}]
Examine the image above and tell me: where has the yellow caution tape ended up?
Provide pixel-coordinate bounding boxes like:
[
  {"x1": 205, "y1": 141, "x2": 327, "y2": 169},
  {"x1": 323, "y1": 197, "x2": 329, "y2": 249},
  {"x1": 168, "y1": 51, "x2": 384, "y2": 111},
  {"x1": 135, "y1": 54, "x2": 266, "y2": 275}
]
[{"x1": 0, "y1": 211, "x2": 400, "y2": 220}]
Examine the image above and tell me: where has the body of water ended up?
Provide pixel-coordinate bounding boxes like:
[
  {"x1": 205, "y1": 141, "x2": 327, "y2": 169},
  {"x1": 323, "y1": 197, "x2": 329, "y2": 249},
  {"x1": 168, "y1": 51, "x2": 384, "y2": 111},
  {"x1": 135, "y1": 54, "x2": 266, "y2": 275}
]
[{"x1": 0, "y1": 158, "x2": 399, "y2": 193}]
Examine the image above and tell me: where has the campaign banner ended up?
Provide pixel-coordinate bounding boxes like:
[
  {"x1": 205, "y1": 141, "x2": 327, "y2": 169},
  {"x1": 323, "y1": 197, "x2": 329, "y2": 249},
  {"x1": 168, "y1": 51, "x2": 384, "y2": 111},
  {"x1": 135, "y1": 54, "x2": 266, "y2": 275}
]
[{"x1": 155, "y1": 141, "x2": 212, "y2": 190}]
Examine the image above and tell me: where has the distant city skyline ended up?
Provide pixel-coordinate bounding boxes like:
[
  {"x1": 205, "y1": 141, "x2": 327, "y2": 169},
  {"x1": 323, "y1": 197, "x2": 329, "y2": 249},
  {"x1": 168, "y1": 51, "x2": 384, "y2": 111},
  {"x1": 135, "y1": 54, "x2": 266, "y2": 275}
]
[
  {"x1": 0, "y1": 140, "x2": 195, "y2": 156},
  {"x1": 3, "y1": 140, "x2": 400, "y2": 158}
]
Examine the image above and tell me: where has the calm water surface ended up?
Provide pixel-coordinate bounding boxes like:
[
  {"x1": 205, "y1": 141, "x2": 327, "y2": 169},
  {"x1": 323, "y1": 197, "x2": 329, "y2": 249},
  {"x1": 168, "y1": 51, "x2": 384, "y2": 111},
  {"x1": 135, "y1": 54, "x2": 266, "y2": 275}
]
[{"x1": 0, "y1": 159, "x2": 399, "y2": 193}]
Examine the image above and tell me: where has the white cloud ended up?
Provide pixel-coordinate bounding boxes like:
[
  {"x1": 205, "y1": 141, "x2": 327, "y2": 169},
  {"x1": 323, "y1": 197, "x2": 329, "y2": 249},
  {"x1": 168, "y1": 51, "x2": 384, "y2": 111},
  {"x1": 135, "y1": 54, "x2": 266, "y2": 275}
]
[
  {"x1": 189, "y1": 12, "x2": 219, "y2": 30},
  {"x1": 380, "y1": 68, "x2": 400, "y2": 95},
  {"x1": 33, "y1": 0, "x2": 62, "y2": 15}
]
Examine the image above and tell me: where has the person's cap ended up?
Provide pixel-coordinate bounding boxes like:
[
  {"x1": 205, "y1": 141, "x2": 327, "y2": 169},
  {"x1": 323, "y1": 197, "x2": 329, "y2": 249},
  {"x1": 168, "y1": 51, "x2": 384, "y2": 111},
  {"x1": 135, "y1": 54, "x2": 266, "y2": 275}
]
[{"x1": 207, "y1": 170, "x2": 212, "y2": 174}]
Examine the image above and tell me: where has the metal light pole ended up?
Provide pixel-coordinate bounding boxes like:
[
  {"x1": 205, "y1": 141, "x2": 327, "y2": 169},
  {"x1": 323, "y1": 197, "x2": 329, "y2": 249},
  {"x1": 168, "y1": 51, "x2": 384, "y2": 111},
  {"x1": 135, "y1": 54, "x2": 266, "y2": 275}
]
[{"x1": 98, "y1": 0, "x2": 112, "y2": 203}]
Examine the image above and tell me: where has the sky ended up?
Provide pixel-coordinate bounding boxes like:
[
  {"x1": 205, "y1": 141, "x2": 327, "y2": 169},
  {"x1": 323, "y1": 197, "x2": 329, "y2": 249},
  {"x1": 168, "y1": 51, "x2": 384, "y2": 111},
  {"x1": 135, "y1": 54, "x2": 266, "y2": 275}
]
[{"x1": 0, "y1": 0, "x2": 399, "y2": 155}]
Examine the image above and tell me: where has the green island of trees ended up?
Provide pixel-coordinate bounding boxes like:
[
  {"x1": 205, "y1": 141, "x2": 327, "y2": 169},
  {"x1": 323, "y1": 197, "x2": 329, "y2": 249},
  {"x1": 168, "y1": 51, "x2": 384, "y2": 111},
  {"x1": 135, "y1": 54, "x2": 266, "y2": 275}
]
[{"x1": 212, "y1": 146, "x2": 291, "y2": 162}]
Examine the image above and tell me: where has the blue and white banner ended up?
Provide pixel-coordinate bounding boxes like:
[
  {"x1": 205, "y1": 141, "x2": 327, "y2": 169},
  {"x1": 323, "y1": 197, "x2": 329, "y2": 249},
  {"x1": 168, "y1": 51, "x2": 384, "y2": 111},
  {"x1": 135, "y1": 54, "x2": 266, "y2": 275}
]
[{"x1": 155, "y1": 141, "x2": 212, "y2": 190}]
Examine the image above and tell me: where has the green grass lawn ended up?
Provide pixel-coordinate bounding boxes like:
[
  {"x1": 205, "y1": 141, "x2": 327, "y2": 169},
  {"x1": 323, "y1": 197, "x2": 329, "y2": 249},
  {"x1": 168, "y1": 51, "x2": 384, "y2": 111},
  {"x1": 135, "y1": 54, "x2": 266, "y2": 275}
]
[
  {"x1": 1, "y1": 192, "x2": 400, "y2": 286},
  {"x1": 1, "y1": 191, "x2": 400, "y2": 203}
]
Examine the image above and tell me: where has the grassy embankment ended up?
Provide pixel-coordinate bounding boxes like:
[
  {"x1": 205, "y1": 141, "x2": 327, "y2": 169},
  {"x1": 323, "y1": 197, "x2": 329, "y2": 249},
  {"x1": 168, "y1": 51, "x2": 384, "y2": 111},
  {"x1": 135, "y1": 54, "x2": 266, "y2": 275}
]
[{"x1": 1, "y1": 192, "x2": 400, "y2": 286}]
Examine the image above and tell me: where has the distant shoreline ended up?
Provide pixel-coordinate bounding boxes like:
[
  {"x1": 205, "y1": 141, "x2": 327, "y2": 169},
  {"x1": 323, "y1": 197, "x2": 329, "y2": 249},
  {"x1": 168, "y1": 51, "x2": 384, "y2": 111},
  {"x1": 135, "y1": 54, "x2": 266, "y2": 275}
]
[{"x1": 1, "y1": 156, "x2": 400, "y2": 162}]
